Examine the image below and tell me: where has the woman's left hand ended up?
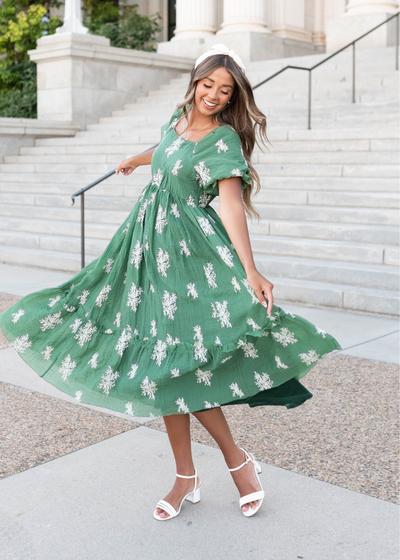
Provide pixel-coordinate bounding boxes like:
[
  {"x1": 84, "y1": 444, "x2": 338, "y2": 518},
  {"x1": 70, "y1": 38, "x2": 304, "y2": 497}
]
[{"x1": 246, "y1": 268, "x2": 274, "y2": 317}]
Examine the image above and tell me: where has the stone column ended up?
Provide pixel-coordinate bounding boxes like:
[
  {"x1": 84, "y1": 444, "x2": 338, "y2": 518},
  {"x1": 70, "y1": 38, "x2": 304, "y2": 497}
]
[
  {"x1": 326, "y1": 0, "x2": 399, "y2": 51},
  {"x1": 172, "y1": 0, "x2": 217, "y2": 40},
  {"x1": 312, "y1": 0, "x2": 326, "y2": 46},
  {"x1": 266, "y1": 0, "x2": 310, "y2": 42},
  {"x1": 56, "y1": 0, "x2": 88, "y2": 34},
  {"x1": 344, "y1": 0, "x2": 399, "y2": 16},
  {"x1": 217, "y1": 0, "x2": 270, "y2": 34}
]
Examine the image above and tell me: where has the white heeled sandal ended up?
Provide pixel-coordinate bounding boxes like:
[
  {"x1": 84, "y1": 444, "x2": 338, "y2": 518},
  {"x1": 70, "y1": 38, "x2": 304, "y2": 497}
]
[
  {"x1": 153, "y1": 468, "x2": 201, "y2": 521},
  {"x1": 229, "y1": 448, "x2": 265, "y2": 517}
]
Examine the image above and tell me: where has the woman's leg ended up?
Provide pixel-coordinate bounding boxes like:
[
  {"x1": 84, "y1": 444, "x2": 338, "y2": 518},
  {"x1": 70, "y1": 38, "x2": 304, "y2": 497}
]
[
  {"x1": 155, "y1": 413, "x2": 200, "y2": 519},
  {"x1": 192, "y1": 407, "x2": 261, "y2": 513}
]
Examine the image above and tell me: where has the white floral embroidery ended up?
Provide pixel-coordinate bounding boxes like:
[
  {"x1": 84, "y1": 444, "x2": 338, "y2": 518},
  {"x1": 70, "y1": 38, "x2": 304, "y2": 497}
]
[
  {"x1": 231, "y1": 276, "x2": 241, "y2": 293},
  {"x1": 231, "y1": 168, "x2": 243, "y2": 177},
  {"x1": 162, "y1": 291, "x2": 178, "y2": 320},
  {"x1": 115, "y1": 325, "x2": 132, "y2": 357},
  {"x1": 241, "y1": 279, "x2": 259, "y2": 304},
  {"x1": 151, "y1": 340, "x2": 168, "y2": 367},
  {"x1": 221, "y1": 356, "x2": 232, "y2": 364},
  {"x1": 127, "y1": 364, "x2": 139, "y2": 379},
  {"x1": 193, "y1": 325, "x2": 208, "y2": 363},
  {"x1": 140, "y1": 376, "x2": 158, "y2": 400},
  {"x1": 77, "y1": 290, "x2": 90, "y2": 305},
  {"x1": 126, "y1": 282, "x2": 143, "y2": 312},
  {"x1": 103, "y1": 258, "x2": 114, "y2": 274},
  {"x1": 211, "y1": 300, "x2": 232, "y2": 328},
  {"x1": 63, "y1": 304, "x2": 76, "y2": 312},
  {"x1": 247, "y1": 318, "x2": 261, "y2": 330},
  {"x1": 75, "y1": 320, "x2": 97, "y2": 347},
  {"x1": 130, "y1": 240, "x2": 144, "y2": 269},
  {"x1": 216, "y1": 245, "x2": 234, "y2": 268},
  {"x1": 69, "y1": 318, "x2": 83, "y2": 334},
  {"x1": 204, "y1": 401, "x2": 220, "y2": 409},
  {"x1": 237, "y1": 339, "x2": 259, "y2": 358},
  {"x1": 137, "y1": 199, "x2": 148, "y2": 225},
  {"x1": 75, "y1": 390, "x2": 83, "y2": 402},
  {"x1": 176, "y1": 397, "x2": 190, "y2": 414},
  {"x1": 179, "y1": 239, "x2": 191, "y2": 256},
  {"x1": 133, "y1": 328, "x2": 139, "y2": 336},
  {"x1": 11, "y1": 309, "x2": 24, "y2": 323},
  {"x1": 113, "y1": 312, "x2": 121, "y2": 327},
  {"x1": 155, "y1": 205, "x2": 168, "y2": 234},
  {"x1": 125, "y1": 402, "x2": 134, "y2": 416},
  {"x1": 166, "y1": 334, "x2": 180, "y2": 346},
  {"x1": 105, "y1": 329, "x2": 113, "y2": 334},
  {"x1": 186, "y1": 195, "x2": 197, "y2": 208},
  {"x1": 168, "y1": 118, "x2": 179, "y2": 130},
  {"x1": 171, "y1": 159, "x2": 183, "y2": 176},
  {"x1": 122, "y1": 222, "x2": 130, "y2": 234},
  {"x1": 187, "y1": 283, "x2": 199, "y2": 299},
  {"x1": 198, "y1": 192, "x2": 212, "y2": 208},
  {"x1": 204, "y1": 262, "x2": 218, "y2": 289},
  {"x1": 58, "y1": 354, "x2": 77, "y2": 381},
  {"x1": 272, "y1": 327, "x2": 298, "y2": 347},
  {"x1": 197, "y1": 216, "x2": 215, "y2": 237},
  {"x1": 39, "y1": 311, "x2": 63, "y2": 332},
  {"x1": 151, "y1": 168, "x2": 163, "y2": 187},
  {"x1": 280, "y1": 307, "x2": 296, "y2": 318},
  {"x1": 215, "y1": 139, "x2": 229, "y2": 153},
  {"x1": 170, "y1": 202, "x2": 181, "y2": 218},
  {"x1": 171, "y1": 368, "x2": 180, "y2": 378},
  {"x1": 165, "y1": 137, "x2": 184, "y2": 158},
  {"x1": 215, "y1": 336, "x2": 222, "y2": 345},
  {"x1": 230, "y1": 382, "x2": 245, "y2": 398},
  {"x1": 95, "y1": 285, "x2": 112, "y2": 308},
  {"x1": 194, "y1": 161, "x2": 211, "y2": 187},
  {"x1": 88, "y1": 352, "x2": 99, "y2": 369},
  {"x1": 148, "y1": 192, "x2": 157, "y2": 205},
  {"x1": 275, "y1": 355, "x2": 289, "y2": 369},
  {"x1": 150, "y1": 319, "x2": 157, "y2": 338},
  {"x1": 156, "y1": 248, "x2": 170, "y2": 279},
  {"x1": 123, "y1": 272, "x2": 127, "y2": 285},
  {"x1": 98, "y1": 366, "x2": 119, "y2": 395},
  {"x1": 195, "y1": 367, "x2": 213, "y2": 387},
  {"x1": 254, "y1": 371, "x2": 274, "y2": 390},
  {"x1": 315, "y1": 326, "x2": 327, "y2": 338},
  {"x1": 41, "y1": 345, "x2": 53, "y2": 361},
  {"x1": 48, "y1": 296, "x2": 61, "y2": 308},
  {"x1": 299, "y1": 349, "x2": 320, "y2": 366}
]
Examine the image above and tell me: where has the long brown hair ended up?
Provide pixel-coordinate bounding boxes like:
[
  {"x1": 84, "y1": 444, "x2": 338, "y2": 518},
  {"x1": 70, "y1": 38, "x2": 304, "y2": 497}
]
[{"x1": 177, "y1": 54, "x2": 269, "y2": 222}]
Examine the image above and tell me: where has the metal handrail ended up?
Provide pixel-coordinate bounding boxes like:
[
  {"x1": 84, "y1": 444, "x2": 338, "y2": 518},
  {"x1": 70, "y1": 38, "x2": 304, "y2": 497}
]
[
  {"x1": 71, "y1": 143, "x2": 159, "y2": 268},
  {"x1": 252, "y1": 11, "x2": 399, "y2": 129},
  {"x1": 71, "y1": 12, "x2": 399, "y2": 269}
]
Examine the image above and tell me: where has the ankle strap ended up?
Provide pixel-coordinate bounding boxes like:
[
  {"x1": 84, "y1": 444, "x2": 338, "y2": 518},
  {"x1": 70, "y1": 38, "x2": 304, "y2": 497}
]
[
  {"x1": 228, "y1": 448, "x2": 253, "y2": 472},
  {"x1": 176, "y1": 468, "x2": 197, "y2": 479}
]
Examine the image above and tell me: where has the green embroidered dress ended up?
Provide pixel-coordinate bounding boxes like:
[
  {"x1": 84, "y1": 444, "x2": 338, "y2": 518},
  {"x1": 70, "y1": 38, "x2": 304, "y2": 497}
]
[{"x1": 0, "y1": 108, "x2": 342, "y2": 418}]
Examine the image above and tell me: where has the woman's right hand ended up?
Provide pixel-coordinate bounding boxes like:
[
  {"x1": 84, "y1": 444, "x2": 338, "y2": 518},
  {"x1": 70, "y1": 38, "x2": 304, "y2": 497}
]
[{"x1": 115, "y1": 159, "x2": 137, "y2": 176}]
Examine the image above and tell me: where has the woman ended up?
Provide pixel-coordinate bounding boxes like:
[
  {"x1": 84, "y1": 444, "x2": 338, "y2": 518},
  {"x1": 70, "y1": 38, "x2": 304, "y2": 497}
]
[{"x1": 0, "y1": 45, "x2": 341, "y2": 520}]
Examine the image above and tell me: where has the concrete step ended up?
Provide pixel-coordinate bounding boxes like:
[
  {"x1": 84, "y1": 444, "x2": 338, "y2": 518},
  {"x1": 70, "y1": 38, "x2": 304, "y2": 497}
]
[
  {"x1": 0, "y1": 245, "x2": 94, "y2": 273},
  {"x1": 253, "y1": 253, "x2": 398, "y2": 291},
  {"x1": 0, "y1": 216, "x2": 119, "y2": 240},
  {"x1": 0, "y1": 203, "x2": 128, "y2": 225},
  {"x1": 0, "y1": 230, "x2": 108, "y2": 256},
  {"x1": 255, "y1": 151, "x2": 399, "y2": 165}
]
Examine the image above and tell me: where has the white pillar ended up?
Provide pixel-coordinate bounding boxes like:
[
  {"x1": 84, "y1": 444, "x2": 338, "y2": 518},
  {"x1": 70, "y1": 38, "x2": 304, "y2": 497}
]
[
  {"x1": 266, "y1": 0, "x2": 310, "y2": 42},
  {"x1": 217, "y1": 0, "x2": 271, "y2": 34},
  {"x1": 56, "y1": 0, "x2": 88, "y2": 34},
  {"x1": 172, "y1": 0, "x2": 217, "y2": 40},
  {"x1": 344, "y1": 0, "x2": 399, "y2": 16},
  {"x1": 313, "y1": 0, "x2": 326, "y2": 46}
]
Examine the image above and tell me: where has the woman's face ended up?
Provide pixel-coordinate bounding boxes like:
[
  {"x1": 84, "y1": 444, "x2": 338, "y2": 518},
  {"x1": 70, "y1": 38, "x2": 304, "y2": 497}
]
[{"x1": 194, "y1": 66, "x2": 235, "y2": 117}]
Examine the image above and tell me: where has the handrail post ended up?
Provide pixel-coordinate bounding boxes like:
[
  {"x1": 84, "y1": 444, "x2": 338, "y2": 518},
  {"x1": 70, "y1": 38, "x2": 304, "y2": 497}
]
[
  {"x1": 396, "y1": 13, "x2": 399, "y2": 71},
  {"x1": 81, "y1": 192, "x2": 85, "y2": 269},
  {"x1": 307, "y1": 69, "x2": 312, "y2": 130},
  {"x1": 352, "y1": 42, "x2": 356, "y2": 103}
]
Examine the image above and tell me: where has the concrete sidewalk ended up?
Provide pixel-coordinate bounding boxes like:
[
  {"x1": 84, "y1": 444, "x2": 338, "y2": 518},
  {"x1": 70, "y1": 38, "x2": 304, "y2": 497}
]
[{"x1": 0, "y1": 263, "x2": 399, "y2": 559}]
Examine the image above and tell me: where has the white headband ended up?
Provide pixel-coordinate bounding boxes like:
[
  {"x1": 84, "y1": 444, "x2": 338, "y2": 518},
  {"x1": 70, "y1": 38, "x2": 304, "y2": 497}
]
[{"x1": 195, "y1": 44, "x2": 246, "y2": 72}]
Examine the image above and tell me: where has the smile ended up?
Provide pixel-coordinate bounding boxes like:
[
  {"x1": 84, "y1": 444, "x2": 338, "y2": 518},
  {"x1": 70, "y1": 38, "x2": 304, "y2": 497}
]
[{"x1": 203, "y1": 99, "x2": 217, "y2": 109}]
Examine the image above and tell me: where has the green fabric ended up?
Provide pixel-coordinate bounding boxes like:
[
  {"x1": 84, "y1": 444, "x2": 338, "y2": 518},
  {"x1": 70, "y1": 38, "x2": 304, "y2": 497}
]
[{"x1": 0, "y1": 107, "x2": 342, "y2": 418}]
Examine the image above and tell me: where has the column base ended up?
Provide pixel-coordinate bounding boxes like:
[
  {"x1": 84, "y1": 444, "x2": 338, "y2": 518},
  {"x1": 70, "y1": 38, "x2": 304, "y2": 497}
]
[
  {"x1": 157, "y1": 32, "x2": 325, "y2": 63},
  {"x1": 326, "y1": 12, "x2": 398, "y2": 52}
]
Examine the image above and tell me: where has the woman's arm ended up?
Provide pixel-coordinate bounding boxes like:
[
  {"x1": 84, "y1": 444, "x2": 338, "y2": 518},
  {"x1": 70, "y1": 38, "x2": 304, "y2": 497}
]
[
  {"x1": 115, "y1": 146, "x2": 157, "y2": 176},
  {"x1": 218, "y1": 177, "x2": 274, "y2": 316}
]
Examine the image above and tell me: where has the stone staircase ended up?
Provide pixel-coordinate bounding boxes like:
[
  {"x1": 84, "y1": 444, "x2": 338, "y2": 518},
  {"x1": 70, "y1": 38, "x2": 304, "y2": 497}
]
[{"x1": 0, "y1": 46, "x2": 398, "y2": 316}]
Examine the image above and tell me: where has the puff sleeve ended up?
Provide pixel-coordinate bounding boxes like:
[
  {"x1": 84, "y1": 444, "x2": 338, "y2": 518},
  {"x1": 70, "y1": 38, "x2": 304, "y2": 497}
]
[{"x1": 201, "y1": 127, "x2": 252, "y2": 197}]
